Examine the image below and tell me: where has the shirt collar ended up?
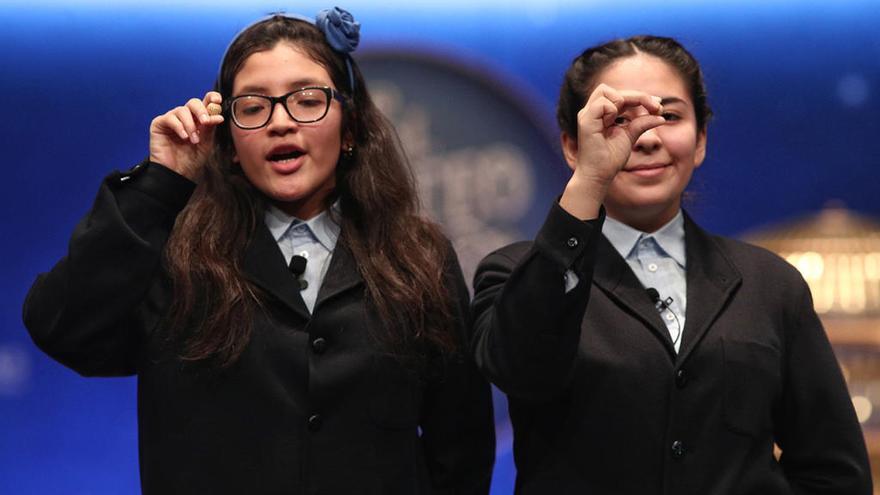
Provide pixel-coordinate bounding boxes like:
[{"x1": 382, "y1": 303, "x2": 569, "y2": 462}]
[
  {"x1": 602, "y1": 210, "x2": 686, "y2": 268},
  {"x1": 264, "y1": 202, "x2": 341, "y2": 251}
]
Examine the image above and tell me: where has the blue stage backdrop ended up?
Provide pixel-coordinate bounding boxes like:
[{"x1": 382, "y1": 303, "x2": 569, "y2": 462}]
[{"x1": 1, "y1": 1, "x2": 878, "y2": 494}]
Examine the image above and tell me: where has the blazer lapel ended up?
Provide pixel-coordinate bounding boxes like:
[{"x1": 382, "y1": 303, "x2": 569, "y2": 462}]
[
  {"x1": 593, "y1": 234, "x2": 677, "y2": 356},
  {"x1": 242, "y1": 221, "x2": 311, "y2": 320},
  {"x1": 677, "y1": 213, "x2": 742, "y2": 362},
  {"x1": 314, "y1": 238, "x2": 363, "y2": 310}
]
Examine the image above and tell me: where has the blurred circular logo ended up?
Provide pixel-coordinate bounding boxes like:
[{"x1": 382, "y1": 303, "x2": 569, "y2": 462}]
[{"x1": 359, "y1": 50, "x2": 568, "y2": 284}]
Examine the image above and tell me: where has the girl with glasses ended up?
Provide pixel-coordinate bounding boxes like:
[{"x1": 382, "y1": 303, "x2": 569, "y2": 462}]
[
  {"x1": 24, "y1": 8, "x2": 494, "y2": 494},
  {"x1": 470, "y1": 35, "x2": 870, "y2": 494}
]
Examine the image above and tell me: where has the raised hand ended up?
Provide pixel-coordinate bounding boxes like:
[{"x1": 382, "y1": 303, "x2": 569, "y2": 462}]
[
  {"x1": 149, "y1": 91, "x2": 224, "y2": 182},
  {"x1": 559, "y1": 84, "x2": 666, "y2": 220}
]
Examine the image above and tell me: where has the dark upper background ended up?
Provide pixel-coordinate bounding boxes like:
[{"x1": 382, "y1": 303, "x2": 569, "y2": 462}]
[{"x1": 1, "y1": 1, "x2": 877, "y2": 493}]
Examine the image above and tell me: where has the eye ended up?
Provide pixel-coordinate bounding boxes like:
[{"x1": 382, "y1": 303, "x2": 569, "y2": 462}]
[
  {"x1": 613, "y1": 116, "x2": 630, "y2": 126},
  {"x1": 662, "y1": 112, "x2": 681, "y2": 122},
  {"x1": 241, "y1": 104, "x2": 267, "y2": 116},
  {"x1": 295, "y1": 98, "x2": 325, "y2": 108},
  {"x1": 234, "y1": 97, "x2": 269, "y2": 116}
]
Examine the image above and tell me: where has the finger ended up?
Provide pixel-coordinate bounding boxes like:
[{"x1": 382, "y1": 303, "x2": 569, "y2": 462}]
[
  {"x1": 587, "y1": 83, "x2": 625, "y2": 111},
  {"x1": 173, "y1": 106, "x2": 200, "y2": 144},
  {"x1": 591, "y1": 84, "x2": 663, "y2": 115},
  {"x1": 185, "y1": 97, "x2": 213, "y2": 126},
  {"x1": 625, "y1": 114, "x2": 667, "y2": 142},
  {"x1": 615, "y1": 90, "x2": 663, "y2": 114},
  {"x1": 204, "y1": 91, "x2": 222, "y2": 104},
  {"x1": 152, "y1": 113, "x2": 190, "y2": 141},
  {"x1": 598, "y1": 99, "x2": 621, "y2": 130},
  {"x1": 578, "y1": 94, "x2": 618, "y2": 133}
]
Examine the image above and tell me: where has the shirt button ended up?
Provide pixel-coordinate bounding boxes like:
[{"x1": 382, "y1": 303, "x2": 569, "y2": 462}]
[
  {"x1": 308, "y1": 414, "x2": 323, "y2": 432},
  {"x1": 311, "y1": 337, "x2": 327, "y2": 354},
  {"x1": 567, "y1": 237, "x2": 579, "y2": 249},
  {"x1": 665, "y1": 312, "x2": 675, "y2": 321},
  {"x1": 647, "y1": 263, "x2": 658, "y2": 272},
  {"x1": 675, "y1": 369, "x2": 688, "y2": 388},
  {"x1": 671, "y1": 440, "x2": 685, "y2": 459}
]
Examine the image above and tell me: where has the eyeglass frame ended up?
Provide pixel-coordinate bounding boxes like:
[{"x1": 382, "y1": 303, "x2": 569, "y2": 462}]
[{"x1": 226, "y1": 86, "x2": 346, "y2": 130}]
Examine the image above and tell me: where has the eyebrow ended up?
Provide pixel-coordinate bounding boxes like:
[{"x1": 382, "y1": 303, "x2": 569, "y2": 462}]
[
  {"x1": 660, "y1": 96, "x2": 689, "y2": 106},
  {"x1": 237, "y1": 78, "x2": 328, "y2": 94}
]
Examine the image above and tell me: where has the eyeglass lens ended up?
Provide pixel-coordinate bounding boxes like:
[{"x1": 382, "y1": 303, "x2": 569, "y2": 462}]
[{"x1": 232, "y1": 88, "x2": 331, "y2": 128}]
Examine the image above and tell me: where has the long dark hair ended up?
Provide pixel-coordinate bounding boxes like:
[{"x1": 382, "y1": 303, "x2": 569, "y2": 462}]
[
  {"x1": 164, "y1": 15, "x2": 456, "y2": 366},
  {"x1": 557, "y1": 35, "x2": 713, "y2": 139}
]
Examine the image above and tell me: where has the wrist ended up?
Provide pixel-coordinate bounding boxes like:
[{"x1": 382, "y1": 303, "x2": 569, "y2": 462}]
[{"x1": 559, "y1": 176, "x2": 606, "y2": 221}]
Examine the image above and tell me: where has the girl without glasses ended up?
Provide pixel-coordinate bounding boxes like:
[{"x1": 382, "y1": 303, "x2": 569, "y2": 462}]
[
  {"x1": 23, "y1": 9, "x2": 494, "y2": 495},
  {"x1": 471, "y1": 35, "x2": 870, "y2": 494}
]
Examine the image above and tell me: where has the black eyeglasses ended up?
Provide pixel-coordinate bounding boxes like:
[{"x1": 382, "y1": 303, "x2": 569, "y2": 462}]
[{"x1": 228, "y1": 86, "x2": 345, "y2": 130}]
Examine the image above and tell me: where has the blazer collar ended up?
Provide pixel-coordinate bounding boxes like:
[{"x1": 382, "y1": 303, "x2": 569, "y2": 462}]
[
  {"x1": 314, "y1": 236, "x2": 363, "y2": 309},
  {"x1": 592, "y1": 211, "x2": 742, "y2": 361},
  {"x1": 243, "y1": 220, "x2": 312, "y2": 320},
  {"x1": 593, "y1": 234, "x2": 676, "y2": 355},
  {"x1": 677, "y1": 212, "x2": 742, "y2": 361},
  {"x1": 242, "y1": 222, "x2": 363, "y2": 321}
]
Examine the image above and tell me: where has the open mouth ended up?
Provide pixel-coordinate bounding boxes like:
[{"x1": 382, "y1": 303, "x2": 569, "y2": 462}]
[{"x1": 268, "y1": 149, "x2": 305, "y2": 162}]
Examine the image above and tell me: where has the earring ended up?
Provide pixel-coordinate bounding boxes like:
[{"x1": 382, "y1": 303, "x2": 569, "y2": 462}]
[{"x1": 343, "y1": 145, "x2": 354, "y2": 159}]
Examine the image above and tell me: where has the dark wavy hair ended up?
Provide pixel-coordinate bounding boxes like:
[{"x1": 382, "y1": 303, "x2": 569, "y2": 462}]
[
  {"x1": 163, "y1": 15, "x2": 455, "y2": 366},
  {"x1": 557, "y1": 35, "x2": 713, "y2": 139}
]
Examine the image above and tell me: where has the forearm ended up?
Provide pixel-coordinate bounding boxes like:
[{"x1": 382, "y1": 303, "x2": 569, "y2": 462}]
[
  {"x1": 471, "y1": 202, "x2": 604, "y2": 400},
  {"x1": 23, "y1": 161, "x2": 194, "y2": 375}
]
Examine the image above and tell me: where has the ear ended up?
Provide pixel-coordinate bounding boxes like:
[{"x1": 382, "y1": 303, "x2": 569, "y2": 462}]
[
  {"x1": 561, "y1": 132, "x2": 579, "y2": 171},
  {"x1": 694, "y1": 128, "x2": 707, "y2": 168},
  {"x1": 341, "y1": 131, "x2": 354, "y2": 152}
]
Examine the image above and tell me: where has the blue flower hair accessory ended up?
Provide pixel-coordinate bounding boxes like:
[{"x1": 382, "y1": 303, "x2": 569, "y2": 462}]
[
  {"x1": 316, "y1": 7, "x2": 360, "y2": 54},
  {"x1": 221, "y1": 7, "x2": 361, "y2": 93},
  {"x1": 316, "y1": 7, "x2": 360, "y2": 92}
]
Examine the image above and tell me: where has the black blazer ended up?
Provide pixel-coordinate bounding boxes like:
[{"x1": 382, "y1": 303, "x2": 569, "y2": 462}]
[
  {"x1": 471, "y1": 202, "x2": 870, "y2": 494},
  {"x1": 24, "y1": 162, "x2": 495, "y2": 495}
]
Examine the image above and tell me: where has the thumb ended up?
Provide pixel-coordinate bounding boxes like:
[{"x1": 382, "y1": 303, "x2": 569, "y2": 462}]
[{"x1": 626, "y1": 115, "x2": 666, "y2": 143}]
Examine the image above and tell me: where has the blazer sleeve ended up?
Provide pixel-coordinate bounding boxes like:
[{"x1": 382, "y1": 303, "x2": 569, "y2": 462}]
[
  {"x1": 470, "y1": 202, "x2": 604, "y2": 401},
  {"x1": 419, "y1": 245, "x2": 496, "y2": 495},
  {"x1": 22, "y1": 161, "x2": 195, "y2": 377},
  {"x1": 776, "y1": 277, "x2": 872, "y2": 494}
]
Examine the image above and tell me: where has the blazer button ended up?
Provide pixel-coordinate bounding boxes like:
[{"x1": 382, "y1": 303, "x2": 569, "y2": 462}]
[
  {"x1": 671, "y1": 440, "x2": 685, "y2": 459},
  {"x1": 311, "y1": 337, "x2": 327, "y2": 354},
  {"x1": 120, "y1": 161, "x2": 147, "y2": 182},
  {"x1": 308, "y1": 414, "x2": 323, "y2": 432},
  {"x1": 567, "y1": 236, "x2": 579, "y2": 249},
  {"x1": 675, "y1": 369, "x2": 688, "y2": 388}
]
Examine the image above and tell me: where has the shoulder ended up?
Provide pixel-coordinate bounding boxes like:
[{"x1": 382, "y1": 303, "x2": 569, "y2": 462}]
[
  {"x1": 712, "y1": 234, "x2": 803, "y2": 282},
  {"x1": 695, "y1": 227, "x2": 811, "y2": 303}
]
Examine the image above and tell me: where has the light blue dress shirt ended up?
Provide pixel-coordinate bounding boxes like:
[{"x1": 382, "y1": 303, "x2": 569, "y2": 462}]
[
  {"x1": 603, "y1": 211, "x2": 687, "y2": 352},
  {"x1": 264, "y1": 204, "x2": 341, "y2": 314}
]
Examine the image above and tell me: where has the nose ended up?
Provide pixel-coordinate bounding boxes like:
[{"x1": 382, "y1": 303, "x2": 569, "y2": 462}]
[
  {"x1": 266, "y1": 101, "x2": 298, "y2": 135},
  {"x1": 633, "y1": 126, "x2": 661, "y2": 153}
]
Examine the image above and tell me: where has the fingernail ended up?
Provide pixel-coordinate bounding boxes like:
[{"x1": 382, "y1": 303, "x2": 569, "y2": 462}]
[{"x1": 191, "y1": 131, "x2": 200, "y2": 144}]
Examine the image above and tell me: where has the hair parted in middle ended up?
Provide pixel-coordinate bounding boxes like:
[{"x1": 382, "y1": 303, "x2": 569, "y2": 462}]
[
  {"x1": 164, "y1": 14, "x2": 458, "y2": 367},
  {"x1": 557, "y1": 35, "x2": 713, "y2": 140}
]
